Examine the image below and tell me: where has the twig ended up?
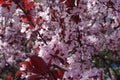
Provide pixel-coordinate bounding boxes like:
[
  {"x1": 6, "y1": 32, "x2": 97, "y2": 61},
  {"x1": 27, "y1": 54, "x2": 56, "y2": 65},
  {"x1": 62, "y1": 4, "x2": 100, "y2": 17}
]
[{"x1": 13, "y1": 1, "x2": 47, "y2": 45}]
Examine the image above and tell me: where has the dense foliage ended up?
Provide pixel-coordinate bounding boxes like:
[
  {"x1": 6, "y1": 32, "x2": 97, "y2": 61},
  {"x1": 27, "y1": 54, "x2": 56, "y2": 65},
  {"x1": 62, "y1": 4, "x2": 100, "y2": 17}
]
[{"x1": 0, "y1": 0, "x2": 120, "y2": 80}]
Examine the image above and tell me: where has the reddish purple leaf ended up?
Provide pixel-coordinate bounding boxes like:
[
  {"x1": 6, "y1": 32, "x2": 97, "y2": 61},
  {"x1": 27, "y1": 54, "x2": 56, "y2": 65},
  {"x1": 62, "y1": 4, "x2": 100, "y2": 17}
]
[
  {"x1": 22, "y1": 0, "x2": 28, "y2": 5},
  {"x1": 19, "y1": 61, "x2": 30, "y2": 67},
  {"x1": 15, "y1": 70, "x2": 23, "y2": 76},
  {"x1": 56, "y1": 69, "x2": 65, "y2": 79},
  {"x1": 30, "y1": 55, "x2": 49, "y2": 74},
  {"x1": 27, "y1": 25, "x2": 34, "y2": 30},
  {"x1": 71, "y1": 14, "x2": 81, "y2": 24},
  {"x1": 65, "y1": 0, "x2": 75, "y2": 8},
  {"x1": 28, "y1": 75, "x2": 42, "y2": 80},
  {"x1": 6, "y1": 74, "x2": 12, "y2": 80},
  {"x1": 36, "y1": 16, "x2": 42, "y2": 25},
  {"x1": 26, "y1": 2, "x2": 34, "y2": 10},
  {"x1": 51, "y1": 70, "x2": 59, "y2": 80},
  {"x1": 21, "y1": 15, "x2": 28, "y2": 22},
  {"x1": 59, "y1": 0, "x2": 66, "y2": 2}
]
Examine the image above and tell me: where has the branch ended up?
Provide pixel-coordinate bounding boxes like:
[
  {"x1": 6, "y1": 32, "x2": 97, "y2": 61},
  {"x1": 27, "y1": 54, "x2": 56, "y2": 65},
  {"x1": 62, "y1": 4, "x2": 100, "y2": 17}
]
[{"x1": 13, "y1": 1, "x2": 47, "y2": 45}]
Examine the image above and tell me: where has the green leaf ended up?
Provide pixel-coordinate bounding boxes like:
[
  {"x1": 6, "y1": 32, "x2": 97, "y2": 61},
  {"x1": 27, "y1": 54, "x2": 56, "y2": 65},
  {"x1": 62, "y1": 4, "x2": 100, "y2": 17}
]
[
  {"x1": 34, "y1": 0, "x2": 41, "y2": 2},
  {"x1": 99, "y1": 49, "x2": 113, "y2": 58},
  {"x1": 0, "y1": 74, "x2": 4, "y2": 78}
]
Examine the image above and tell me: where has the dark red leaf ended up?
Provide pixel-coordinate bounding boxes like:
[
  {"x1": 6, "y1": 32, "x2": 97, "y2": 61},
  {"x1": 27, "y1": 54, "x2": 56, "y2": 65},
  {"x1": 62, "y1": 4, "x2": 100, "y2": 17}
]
[
  {"x1": 56, "y1": 69, "x2": 65, "y2": 79},
  {"x1": 36, "y1": 16, "x2": 42, "y2": 25},
  {"x1": 50, "y1": 68, "x2": 65, "y2": 79},
  {"x1": 21, "y1": 14, "x2": 33, "y2": 22},
  {"x1": 15, "y1": 70, "x2": 23, "y2": 76},
  {"x1": 26, "y1": 2, "x2": 34, "y2": 10},
  {"x1": 4, "y1": 1, "x2": 11, "y2": 5},
  {"x1": 19, "y1": 61, "x2": 30, "y2": 67},
  {"x1": 30, "y1": 55, "x2": 49, "y2": 74},
  {"x1": 13, "y1": 0, "x2": 21, "y2": 3},
  {"x1": 59, "y1": 0, "x2": 66, "y2": 2},
  {"x1": 21, "y1": 15, "x2": 28, "y2": 22},
  {"x1": 65, "y1": 0, "x2": 75, "y2": 8},
  {"x1": 0, "y1": 1, "x2": 5, "y2": 4},
  {"x1": 0, "y1": 1, "x2": 11, "y2": 7},
  {"x1": 51, "y1": 70, "x2": 59, "y2": 80},
  {"x1": 6, "y1": 74, "x2": 12, "y2": 80},
  {"x1": 27, "y1": 14, "x2": 34, "y2": 22},
  {"x1": 28, "y1": 75, "x2": 42, "y2": 80},
  {"x1": 0, "y1": 0, "x2": 4, "y2": 4},
  {"x1": 59, "y1": 18, "x2": 64, "y2": 24},
  {"x1": 27, "y1": 25, "x2": 34, "y2": 30},
  {"x1": 71, "y1": 14, "x2": 81, "y2": 24},
  {"x1": 22, "y1": 0, "x2": 28, "y2": 5}
]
